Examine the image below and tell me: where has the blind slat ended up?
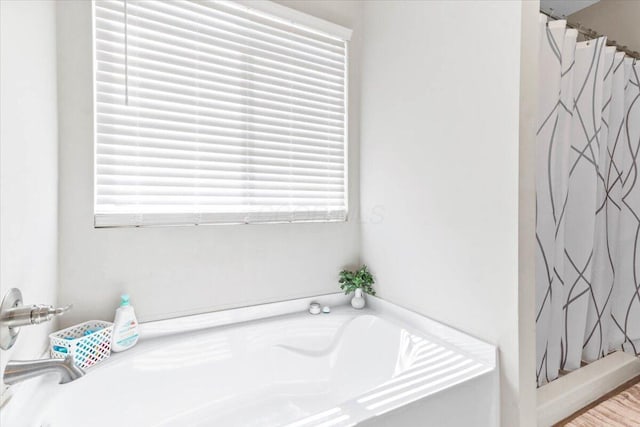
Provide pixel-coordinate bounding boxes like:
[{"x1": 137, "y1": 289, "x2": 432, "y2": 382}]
[
  {"x1": 97, "y1": 164, "x2": 345, "y2": 183},
  {"x1": 97, "y1": 154, "x2": 345, "y2": 177},
  {"x1": 94, "y1": 0, "x2": 348, "y2": 226},
  {"x1": 96, "y1": 87, "x2": 344, "y2": 126},
  {"x1": 96, "y1": 110, "x2": 344, "y2": 141},
  {"x1": 96, "y1": 145, "x2": 345, "y2": 169},
  {"x1": 97, "y1": 139, "x2": 344, "y2": 164},
  {"x1": 96, "y1": 122, "x2": 344, "y2": 148},
  {"x1": 96, "y1": 73, "x2": 343, "y2": 116},
  {"x1": 98, "y1": 175, "x2": 344, "y2": 191},
  {"x1": 97, "y1": 132, "x2": 345, "y2": 157},
  {"x1": 96, "y1": 85, "x2": 345, "y2": 122}
]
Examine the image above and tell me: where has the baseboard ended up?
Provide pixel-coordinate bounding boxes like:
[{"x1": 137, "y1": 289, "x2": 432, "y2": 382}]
[{"x1": 536, "y1": 351, "x2": 640, "y2": 426}]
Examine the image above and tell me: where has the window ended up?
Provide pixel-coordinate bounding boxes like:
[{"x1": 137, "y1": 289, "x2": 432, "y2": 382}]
[{"x1": 93, "y1": 0, "x2": 351, "y2": 227}]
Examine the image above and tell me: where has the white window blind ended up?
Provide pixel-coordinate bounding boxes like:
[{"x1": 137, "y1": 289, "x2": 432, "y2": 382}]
[{"x1": 93, "y1": 0, "x2": 351, "y2": 227}]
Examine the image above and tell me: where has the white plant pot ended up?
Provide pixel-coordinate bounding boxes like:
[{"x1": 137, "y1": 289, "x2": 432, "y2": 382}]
[{"x1": 351, "y1": 288, "x2": 365, "y2": 309}]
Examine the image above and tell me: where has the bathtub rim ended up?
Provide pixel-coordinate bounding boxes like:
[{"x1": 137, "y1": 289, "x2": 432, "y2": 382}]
[
  {"x1": 1, "y1": 293, "x2": 499, "y2": 427},
  {"x1": 139, "y1": 292, "x2": 496, "y2": 369}
]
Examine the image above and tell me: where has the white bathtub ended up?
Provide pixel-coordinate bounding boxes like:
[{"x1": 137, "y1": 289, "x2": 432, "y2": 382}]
[{"x1": 2, "y1": 295, "x2": 498, "y2": 427}]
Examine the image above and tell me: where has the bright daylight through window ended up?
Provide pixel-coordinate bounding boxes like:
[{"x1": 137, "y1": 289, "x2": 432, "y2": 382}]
[{"x1": 93, "y1": 0, "x2": 350, "y2": 226}]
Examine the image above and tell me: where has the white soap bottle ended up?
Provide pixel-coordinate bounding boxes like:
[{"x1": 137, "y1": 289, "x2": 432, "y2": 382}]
[{"x1": 111, "y1": 294, "x2": 139, "y2": 352}]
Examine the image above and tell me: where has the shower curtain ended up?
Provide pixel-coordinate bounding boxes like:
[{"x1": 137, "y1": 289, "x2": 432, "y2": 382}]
[{"x1": 535, "y1": 15, "x2": 640, "y2": 386}]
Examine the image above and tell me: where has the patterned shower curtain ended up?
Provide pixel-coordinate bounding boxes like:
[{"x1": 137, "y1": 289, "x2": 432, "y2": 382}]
[{"x1": 535, "y1": 15, "x2": 640, "y2": 386}]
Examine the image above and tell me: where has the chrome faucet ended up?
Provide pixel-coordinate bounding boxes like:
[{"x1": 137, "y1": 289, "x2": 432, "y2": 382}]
[
  {"x1": 0, "y1": 288, "x2": 72, "y2": 350},
  {"x1": 0, "y1": 288, "x2": 83, "y2": 387},
  {"x1": 3, "y1": 356, "x2": 85, "y2": 385}
]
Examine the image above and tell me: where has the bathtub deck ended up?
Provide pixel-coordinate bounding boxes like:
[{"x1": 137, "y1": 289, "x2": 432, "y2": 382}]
[{"x1": 2, "y1": 294, "x2": 498, "y2": 427}]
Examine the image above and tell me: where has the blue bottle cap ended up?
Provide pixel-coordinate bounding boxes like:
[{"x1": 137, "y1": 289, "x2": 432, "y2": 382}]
[
  {"x1": 53, "y1": 345, "x2": 68, "y2": 353},
  {"x1": 120, "y1": 294, "x2": 130, "y2": 307}
]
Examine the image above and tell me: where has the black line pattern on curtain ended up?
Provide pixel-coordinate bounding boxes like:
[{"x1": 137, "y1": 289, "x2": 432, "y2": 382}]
[{"x1": 535, "y1": 15, "x2": 640, "y2": 387}]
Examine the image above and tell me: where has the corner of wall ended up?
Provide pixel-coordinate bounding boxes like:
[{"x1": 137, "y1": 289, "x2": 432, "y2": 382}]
[{"x1": 518, "y1": 0, "x2": 540, "y2": 426}]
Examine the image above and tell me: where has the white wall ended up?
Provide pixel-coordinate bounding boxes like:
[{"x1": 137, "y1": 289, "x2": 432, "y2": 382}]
[
  {"x1": 56, "y1": 0, "x2": 362, "y2": 326},
  {"x1": 569, "y1": 0, "x2": 640, "y2": 52},
  {"x1": 360, "y1": 1, "x2": 536, "y2": 426},
  {"x1": 0, "y1": 0, "x2": 59, "y2": 375}
]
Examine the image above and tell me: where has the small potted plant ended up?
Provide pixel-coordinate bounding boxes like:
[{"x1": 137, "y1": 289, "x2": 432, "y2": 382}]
[{"x1": 339, "y1": 265, "x2": 375, "y2": 309}]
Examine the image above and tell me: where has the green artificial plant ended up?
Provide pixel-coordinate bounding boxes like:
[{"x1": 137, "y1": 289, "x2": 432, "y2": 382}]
[{"x1": 339, "y1": 265, "x2": 376, "y2": 296}]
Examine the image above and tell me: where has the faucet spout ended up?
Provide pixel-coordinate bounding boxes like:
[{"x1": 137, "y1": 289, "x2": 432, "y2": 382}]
[{"x1": 3, "y1": 356, "x2": 85, "y2": 385}]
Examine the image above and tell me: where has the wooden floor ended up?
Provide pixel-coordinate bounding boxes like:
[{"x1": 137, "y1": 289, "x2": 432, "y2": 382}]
[{"x1": 556, "y1": 376, "x2": 640, "y2": 426}]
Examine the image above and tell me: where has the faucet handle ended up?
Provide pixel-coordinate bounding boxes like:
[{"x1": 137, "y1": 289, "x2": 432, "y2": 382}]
[
  {"x1": 30, "y1": 304, "x2": 73, "y2": 325},
  {"x1": 1, "y1": 288, "x2": 74, "y2": 350},
  {"x1": 53, "y1": 304, "x2": 73, "y2": 316}
]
